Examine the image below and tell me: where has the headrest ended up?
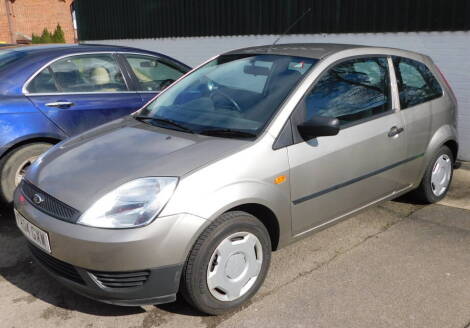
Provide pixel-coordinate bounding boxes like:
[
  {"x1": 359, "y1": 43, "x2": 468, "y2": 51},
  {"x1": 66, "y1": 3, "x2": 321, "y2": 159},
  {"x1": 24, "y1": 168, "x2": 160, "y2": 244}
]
[{"x1": 90, "y1": 66, "x2": 111, "y2": 85}]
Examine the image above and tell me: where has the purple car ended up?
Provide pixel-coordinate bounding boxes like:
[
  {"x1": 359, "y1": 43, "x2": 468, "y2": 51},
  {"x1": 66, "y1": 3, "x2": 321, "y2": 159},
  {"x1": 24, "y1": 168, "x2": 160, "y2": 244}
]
[{"x1": 0, "y1": 44, "x2": 190, "y2": 203}]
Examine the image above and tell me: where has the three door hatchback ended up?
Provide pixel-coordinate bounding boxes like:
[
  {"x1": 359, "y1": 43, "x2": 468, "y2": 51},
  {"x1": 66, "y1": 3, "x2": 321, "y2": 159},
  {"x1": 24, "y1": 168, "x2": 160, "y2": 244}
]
[{"x1": 14, "y1": 44, "x2": 458, "y2": 315}]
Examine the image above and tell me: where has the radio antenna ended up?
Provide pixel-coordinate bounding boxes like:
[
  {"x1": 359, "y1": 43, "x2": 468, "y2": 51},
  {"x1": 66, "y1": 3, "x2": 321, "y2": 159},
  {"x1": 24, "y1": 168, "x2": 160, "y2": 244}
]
[{"x1": 269, "y1": 8, "x2": 312, "y2": 51}]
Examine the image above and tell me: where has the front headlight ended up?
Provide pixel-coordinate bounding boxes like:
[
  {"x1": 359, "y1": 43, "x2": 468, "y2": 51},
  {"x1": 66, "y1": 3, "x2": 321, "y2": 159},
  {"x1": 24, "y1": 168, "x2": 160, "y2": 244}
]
[{"x1": 77, "y1": 177, "x2": 178, "y2": 229}]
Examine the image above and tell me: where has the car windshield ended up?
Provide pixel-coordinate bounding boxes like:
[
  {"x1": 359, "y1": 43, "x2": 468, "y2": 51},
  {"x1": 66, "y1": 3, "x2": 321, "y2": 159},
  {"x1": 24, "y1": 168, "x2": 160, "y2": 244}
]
[
  {"x1": 0, "y1": 49, "x2": 26, "y2": 71},
  {"x1": 136, "y1": 54, "x2": 317, "y2": 137}
]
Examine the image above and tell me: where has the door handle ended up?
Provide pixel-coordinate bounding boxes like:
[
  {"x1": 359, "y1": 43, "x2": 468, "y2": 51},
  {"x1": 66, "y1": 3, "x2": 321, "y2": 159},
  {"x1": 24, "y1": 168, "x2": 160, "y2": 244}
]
[
  {"x1": 45, "y1": 101, "x2": 74, "y2": 108},
  {"x1": 388, "y1": 126, "x2": 404, "y2": 138}
]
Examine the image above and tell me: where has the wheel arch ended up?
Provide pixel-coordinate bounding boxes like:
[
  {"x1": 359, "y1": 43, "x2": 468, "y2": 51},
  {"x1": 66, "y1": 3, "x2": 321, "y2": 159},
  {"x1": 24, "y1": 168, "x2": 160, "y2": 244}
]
[
  {"x1": 443, "y1": 139, "x2": 458, "y2": 163},
  {"x1": 0, "y1": 135, "x2": 62, "y2": 160},
  {"x1": 163, "y1": 177, "x2": 293, "y2": 251},
  {"x1": 416, "y1": 124, "x2": 458, "y2": 185},
  {"x1": 424, "y1": 124, "x2": 458, "y2": 166},
  {"x1": 225, "y1": 203, "x2": 280, "y2": 251}
]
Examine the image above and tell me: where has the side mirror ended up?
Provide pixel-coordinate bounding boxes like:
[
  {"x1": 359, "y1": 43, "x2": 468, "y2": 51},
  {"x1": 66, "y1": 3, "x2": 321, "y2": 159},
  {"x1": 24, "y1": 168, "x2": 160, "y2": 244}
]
[{"x1": 297, "y1": 116, "x2": 340, "y2": 140}]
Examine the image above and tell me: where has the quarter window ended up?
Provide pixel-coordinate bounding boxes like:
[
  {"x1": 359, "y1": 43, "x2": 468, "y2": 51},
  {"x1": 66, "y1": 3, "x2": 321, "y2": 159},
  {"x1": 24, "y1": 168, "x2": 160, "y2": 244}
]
[
  {"x1": 304, "y1": 57, "x2": 391, "y2": 125},
  {"x1": 393, "y1": 57, "x2": 443, "y2": 109},
  {"x1": 27, "y1": 54, "x2": 127, "y2": 93},
  {"x1": 28, "y1": 68, "x2": 57, "y2": 93},
  {"x1": 124, "y1": 55, "x2": 185, "y2": 92}
]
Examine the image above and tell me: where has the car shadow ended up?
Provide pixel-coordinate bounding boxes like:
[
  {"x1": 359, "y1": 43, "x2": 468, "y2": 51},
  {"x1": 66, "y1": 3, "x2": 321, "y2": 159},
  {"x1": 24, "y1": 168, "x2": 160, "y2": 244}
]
[
  {"x1": 0, "y1": 205, "x2": 145, "y2": 316},
  {"x1": 156, "y1": 297, "x2": 208, "y2": 317},
  {"x1": 392, "y1": 194, "x2": 427, "y2": 205},
  {"x1": 392, "y1": 161, "x2": 466, "y2": 206}
]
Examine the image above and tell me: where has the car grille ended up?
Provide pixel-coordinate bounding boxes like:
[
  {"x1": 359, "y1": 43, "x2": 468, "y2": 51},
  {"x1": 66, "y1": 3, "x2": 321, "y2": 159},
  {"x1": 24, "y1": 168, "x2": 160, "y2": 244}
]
[
  {"x1": 90, "y1": 270, "x2": 151, "y2": 288},
  {"x1": 28, "y1": 243, "x2": 84, "y2": 285},
  {"x1": 21, "y1": 180, "x2": 80, "y2": 223}
]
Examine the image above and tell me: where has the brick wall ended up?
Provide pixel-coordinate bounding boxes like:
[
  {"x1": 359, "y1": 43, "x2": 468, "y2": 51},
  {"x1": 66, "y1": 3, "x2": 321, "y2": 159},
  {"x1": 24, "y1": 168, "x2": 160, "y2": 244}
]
[
  {"x1": 0, "y1": 0, "x2": 75, "y2": 44},
  {"x1": 90, "y1": 32, "x2": 470, "y2": 160}
]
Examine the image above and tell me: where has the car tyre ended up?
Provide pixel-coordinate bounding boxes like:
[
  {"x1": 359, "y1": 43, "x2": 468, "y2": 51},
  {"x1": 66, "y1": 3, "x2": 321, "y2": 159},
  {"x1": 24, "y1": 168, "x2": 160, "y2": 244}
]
[
  {"x1": 180, "y1": 211, "x2": 271, "y2": 315},
  {"x1": 0, "y1": 143, "x2": 52, "y2": 204},
  {"x1": 413, "y1": 145, "x2": 454, "y2": 204}
]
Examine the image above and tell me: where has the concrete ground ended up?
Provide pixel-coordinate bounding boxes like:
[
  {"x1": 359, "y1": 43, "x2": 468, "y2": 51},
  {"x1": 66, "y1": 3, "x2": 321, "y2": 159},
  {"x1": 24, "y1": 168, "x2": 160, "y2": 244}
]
[{"x1": 1, "y1": 164, "x2": 469, "y2": 328}]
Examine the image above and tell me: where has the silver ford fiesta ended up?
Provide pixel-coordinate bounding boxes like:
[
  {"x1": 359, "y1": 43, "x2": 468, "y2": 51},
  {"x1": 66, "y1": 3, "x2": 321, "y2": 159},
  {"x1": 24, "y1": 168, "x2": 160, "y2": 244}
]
[{"x1": 14, "y1": 43, "x2": 458, "y2": 314}]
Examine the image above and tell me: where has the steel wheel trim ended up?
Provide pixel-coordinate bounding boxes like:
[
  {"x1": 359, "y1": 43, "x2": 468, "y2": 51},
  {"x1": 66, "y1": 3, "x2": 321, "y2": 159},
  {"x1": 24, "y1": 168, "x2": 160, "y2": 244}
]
[
  {"x1": 14, "y1": 156, "x2": 38, "y2": 186},
  {"x1": 206, "y1": 231, "x2": 263, "y2": 302},
  {"x1": 431, "y1": 154, "x2": 452, "y2": 197}
]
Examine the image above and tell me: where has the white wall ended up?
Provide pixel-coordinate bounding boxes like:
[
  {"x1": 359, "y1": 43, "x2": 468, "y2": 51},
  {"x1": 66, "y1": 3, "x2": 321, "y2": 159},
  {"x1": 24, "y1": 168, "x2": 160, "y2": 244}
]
[{"x1": 88, "y1": 31, "x2": 470, "y2": 160}]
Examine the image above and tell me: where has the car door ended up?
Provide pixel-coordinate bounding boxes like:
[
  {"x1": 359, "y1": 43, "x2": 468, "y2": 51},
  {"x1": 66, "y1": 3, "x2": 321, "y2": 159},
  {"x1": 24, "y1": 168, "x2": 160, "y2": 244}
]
[
  {"x1": 392, "y1": 56, "x2": 443, "y2": 183},
  {"x1": 25, "y1": 53, "x2": 143, "y2": 136},
  {"x1": 287, "y1": 56, "x2": 409, "y2": 235},
  {"x1": 120, "y1": 53, "x2": 188, "y2": 104}
]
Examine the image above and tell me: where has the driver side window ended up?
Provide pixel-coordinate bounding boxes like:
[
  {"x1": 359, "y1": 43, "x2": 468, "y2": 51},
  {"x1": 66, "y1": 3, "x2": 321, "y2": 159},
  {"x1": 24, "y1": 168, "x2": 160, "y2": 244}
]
[
  {"x1": 124, "y1": 54, "x2": 185, "y2": 92},
  {"x1": 304, "y1": 57, "x2": 392, "y2": 126}
]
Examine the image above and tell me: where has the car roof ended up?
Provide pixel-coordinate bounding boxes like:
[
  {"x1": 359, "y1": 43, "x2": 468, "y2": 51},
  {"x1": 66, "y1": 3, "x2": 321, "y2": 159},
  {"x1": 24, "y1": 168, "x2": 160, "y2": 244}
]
[
  {"x1": 1, "y1": 43, "x2": 152, "y2": 55},
  {"x1": 0, "y1": 44, "x2": 190, "y2": 69},
  {"x1": 224, "y1": 43, "x2": 423, "y2": 60}
]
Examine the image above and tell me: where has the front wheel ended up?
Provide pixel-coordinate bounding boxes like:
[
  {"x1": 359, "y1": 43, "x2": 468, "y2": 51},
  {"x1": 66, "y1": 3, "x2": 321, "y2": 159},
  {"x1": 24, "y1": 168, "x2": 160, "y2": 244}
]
[
  {"x1": 0, "y1": 143, "x2": 52, "y2": 204},
  {"x1": 413, "y1": 145, "x2": 454, "y2": 203},
  {"x1": 180, "y1": 211, "x2": 271, "y2": 315}
]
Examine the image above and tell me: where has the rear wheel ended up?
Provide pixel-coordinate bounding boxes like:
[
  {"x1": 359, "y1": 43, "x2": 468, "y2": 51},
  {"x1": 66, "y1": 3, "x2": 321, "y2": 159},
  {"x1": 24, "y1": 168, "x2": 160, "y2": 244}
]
[
  {"x1": 180, "y1": 211, "x2": 271, "y2": 315},
  {"x1": 413, "y1": 146, "x2": 454, "y2": 203},
  {"x1": 0, "y1": 143, "x2": 52, "y2": 204}
]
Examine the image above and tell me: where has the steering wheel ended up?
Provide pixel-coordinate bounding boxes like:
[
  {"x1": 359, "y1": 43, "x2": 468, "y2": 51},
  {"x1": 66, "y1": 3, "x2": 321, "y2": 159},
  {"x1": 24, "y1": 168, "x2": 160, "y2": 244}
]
[{"x1": 209, "y1": 88, "x2": 242, "y2": 112}]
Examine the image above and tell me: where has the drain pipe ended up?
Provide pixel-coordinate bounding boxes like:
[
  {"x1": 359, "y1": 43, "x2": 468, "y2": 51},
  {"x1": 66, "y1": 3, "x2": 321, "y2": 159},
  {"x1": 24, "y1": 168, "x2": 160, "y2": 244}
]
[{"x1": 4, "y1": 0, "x2": 15, "y2": 43}]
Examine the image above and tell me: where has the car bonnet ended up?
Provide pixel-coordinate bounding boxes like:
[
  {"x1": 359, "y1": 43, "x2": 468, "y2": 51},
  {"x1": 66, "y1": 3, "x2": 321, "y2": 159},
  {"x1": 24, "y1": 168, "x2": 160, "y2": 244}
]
[{"x1": 24, "y1": 117, "x2": 250, "y2": 212}]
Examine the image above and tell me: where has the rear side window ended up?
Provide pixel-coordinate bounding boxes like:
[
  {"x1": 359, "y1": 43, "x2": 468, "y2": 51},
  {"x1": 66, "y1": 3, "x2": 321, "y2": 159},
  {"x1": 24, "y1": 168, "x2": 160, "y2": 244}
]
[
  {"x1": 393, "y1": 57, "x2": 443, "y2": 109},
  {"x1": 27, "y1": 54, "x2": 127, "y2": 94},
  {"x1": 304, "y1": 56, "x2": 391, "y2": 126}
]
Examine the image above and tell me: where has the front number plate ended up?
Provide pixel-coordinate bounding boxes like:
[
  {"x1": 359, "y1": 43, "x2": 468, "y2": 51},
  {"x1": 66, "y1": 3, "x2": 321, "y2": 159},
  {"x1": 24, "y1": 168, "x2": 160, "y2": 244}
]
[{"x1": 15, "y1": 210, "x2": 51, "y2": 253}]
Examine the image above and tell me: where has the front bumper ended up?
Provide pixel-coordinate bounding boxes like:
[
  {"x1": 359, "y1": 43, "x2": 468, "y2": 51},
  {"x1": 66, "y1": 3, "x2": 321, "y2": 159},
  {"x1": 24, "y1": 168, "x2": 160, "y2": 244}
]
[
  {"x1": 14, "y1": 188, "x2": 208, "y2": 305},
  {"x1": 28, "y1": 242, "x2": 182, "y2": 306}
]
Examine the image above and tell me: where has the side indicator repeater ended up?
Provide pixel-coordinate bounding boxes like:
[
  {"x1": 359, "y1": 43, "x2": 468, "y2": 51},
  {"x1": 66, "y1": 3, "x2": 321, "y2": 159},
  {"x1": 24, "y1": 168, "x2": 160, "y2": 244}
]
[{"x1": 274, "y1": 175, "x2": 286, "y2": 185}]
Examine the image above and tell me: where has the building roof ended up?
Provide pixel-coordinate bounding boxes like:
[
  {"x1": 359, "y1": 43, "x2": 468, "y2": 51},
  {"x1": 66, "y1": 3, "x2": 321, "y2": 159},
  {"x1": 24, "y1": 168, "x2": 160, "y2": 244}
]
[{"x1": 225, "y1": 43, "x2": 367, "y2": 59}]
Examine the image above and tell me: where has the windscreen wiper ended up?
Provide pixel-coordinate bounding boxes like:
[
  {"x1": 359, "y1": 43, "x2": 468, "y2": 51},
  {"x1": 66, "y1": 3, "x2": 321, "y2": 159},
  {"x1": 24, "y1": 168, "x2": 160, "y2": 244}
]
[
  {"x1": 134, "y1": 115, "x2": 194, "y2": 134},
  {"x1": 198, "y1": 128, "x2": 256, "y2": 139}
]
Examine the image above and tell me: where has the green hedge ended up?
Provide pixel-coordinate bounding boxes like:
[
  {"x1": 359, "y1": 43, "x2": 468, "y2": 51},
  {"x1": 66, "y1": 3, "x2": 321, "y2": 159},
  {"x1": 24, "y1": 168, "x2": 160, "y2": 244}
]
[{"x1": 32, "y1": 24, "x2": 66, "y2": 44}]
